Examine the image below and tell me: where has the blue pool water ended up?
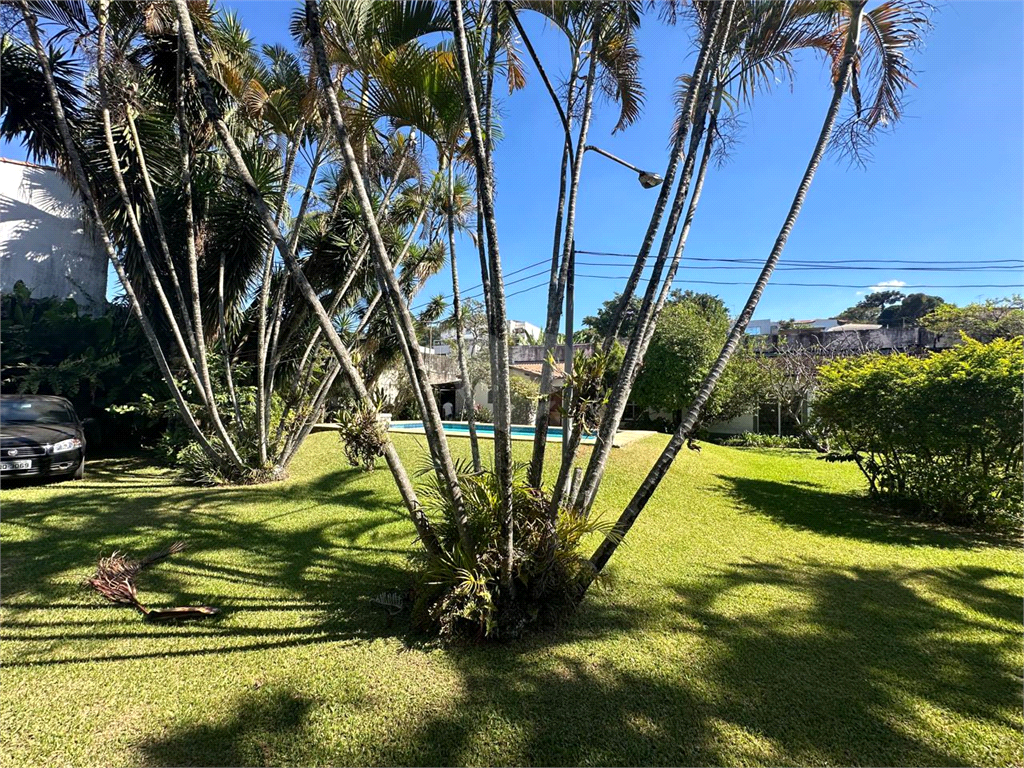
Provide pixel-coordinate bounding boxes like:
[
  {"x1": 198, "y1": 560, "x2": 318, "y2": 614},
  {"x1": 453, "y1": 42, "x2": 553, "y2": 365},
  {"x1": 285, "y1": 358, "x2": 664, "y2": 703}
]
[{"x1": 389, "y1": 420, "x2": 596, "y2": 443}]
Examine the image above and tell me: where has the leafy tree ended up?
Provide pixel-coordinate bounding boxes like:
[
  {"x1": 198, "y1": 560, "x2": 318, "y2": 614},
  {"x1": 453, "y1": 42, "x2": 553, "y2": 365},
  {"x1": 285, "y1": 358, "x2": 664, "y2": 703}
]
[
  {"x1": 509, "y1": 375, "x2": 540, "y2": 424},
  {"x1": 921, "y1": 296, "x2": 1024, "y2": 341},
  {"x1": 631, "y1": 293, "x2": 759, "y2": 432},
  {"x1": 582, "y1": 289, "x2": 709, "y2": 340},
  {"x1": 631, "y1": 293, "x2": 730, "y2": 416},
  {"x1": 582, "y1": 293, "x2": 643, "y2": 340},
  {"x1": 838, "y1": 291, "x2": 944, "y2": 327},
  {"x1": 877, "y1": 293, "x2": 944, "y2": 327},
  {"x1": 838, "y1": 290, "x2": 905, "y2": 323}
]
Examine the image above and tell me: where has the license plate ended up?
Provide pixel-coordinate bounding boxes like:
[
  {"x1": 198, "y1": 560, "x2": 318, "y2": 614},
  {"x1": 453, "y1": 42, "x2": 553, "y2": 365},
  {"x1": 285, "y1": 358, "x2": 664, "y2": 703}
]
[{"x1": 0, "y1": 460, "x2": 32, "y2": 470}]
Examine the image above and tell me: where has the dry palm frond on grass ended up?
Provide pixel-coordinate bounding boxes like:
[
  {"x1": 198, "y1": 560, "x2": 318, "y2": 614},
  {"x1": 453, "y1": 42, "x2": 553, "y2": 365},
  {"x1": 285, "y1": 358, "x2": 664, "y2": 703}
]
[{"x1": 85, "y1": 541, "x2": 219, "y2": 622}]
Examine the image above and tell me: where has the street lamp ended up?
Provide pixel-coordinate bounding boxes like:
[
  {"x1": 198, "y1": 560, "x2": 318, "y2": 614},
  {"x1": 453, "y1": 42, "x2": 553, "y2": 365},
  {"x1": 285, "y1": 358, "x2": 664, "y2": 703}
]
[
  {"x1": 584, "y1": 144, "x2": 664, "y2": 189},
  {"x1": 561, "y1": 146, "x2": 662, "y2": 461}
]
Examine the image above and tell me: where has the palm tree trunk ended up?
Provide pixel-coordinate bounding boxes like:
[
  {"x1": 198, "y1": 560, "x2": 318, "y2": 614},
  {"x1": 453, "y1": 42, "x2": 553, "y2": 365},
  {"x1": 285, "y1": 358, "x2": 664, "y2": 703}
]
[
  {"x1": 530, "y1": 28, "x2": 596, "y2": 488},
  {"x1": 562, "y1": 241, "x2": 576, "y2": 463},
  {"x1": 446, "y1": 161, "x2": 483, "y2": 471},
  {"x1": 218, "y1": 250, "x2": 242, "y2": 426},
  {"x1": 123, "y1": 110, "x2": 199, "y2": 355},
  {"x1": 506, "y1": 4, "x2": 579, "y2": 488},
  {"x1": 600, "y1": 1, "x2": 727, "y2": 350},
  {"x1": 280, "y1": 143, "x2": 413, "y2": 372},
  {"x1": 278, "y1": 359, "x2": 340, "y2": 470},
  {"x1": 93, "y1": 5, "x2": 206, "y2": 403},
  {"x1": 576, "y1": 4, "x2": 734, "y2": 515},
  {"x1": 584, "y1": 0, "x2": 868, "y2": 590},
  {"x1": 18, "y1": 0, "x2": 224, "y2": 469},
  {"x1": 631, "y1": 85, "x2": 720, "y2": 382},
  {"x1": 172, "y1": 30, "x2": 247, "y2": 471},
  {"x1": 450, "y1": 0, "x2": 514, "y2": 589},
  {"x1": 173, "y1": 0, "x2": 440, "y2": 553},
  {"x1": 264, "y1": 145, "x2": 325, "y2": 457},
  {"x1": 97, "y1": 4, "x2": 245, "y2": 472},
  {"x1": 255, "y1": 132, "x2": 302, "y2": 466},
  {"x1": 302, "y1": 0, "x2": 471, "y2": 548}
]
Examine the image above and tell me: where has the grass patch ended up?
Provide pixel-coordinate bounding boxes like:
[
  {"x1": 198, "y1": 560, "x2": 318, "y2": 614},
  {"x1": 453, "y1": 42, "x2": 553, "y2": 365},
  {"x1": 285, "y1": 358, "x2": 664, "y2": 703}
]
[{"x1": 1, "y1": 435, "x2": 1020, "y2": 766}]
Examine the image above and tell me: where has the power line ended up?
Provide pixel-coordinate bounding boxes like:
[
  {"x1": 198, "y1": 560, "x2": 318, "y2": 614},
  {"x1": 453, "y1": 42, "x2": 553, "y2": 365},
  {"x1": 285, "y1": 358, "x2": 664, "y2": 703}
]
[
  {"x1": 576, "y1": 249, "x2": 1024, "y2": 266},
  {"x1": 575, "y1": 273, "x2": 1021, "y2": 289},
  {"x1": 575, "y1": 260, "x2": 1022, "y2": 273}
]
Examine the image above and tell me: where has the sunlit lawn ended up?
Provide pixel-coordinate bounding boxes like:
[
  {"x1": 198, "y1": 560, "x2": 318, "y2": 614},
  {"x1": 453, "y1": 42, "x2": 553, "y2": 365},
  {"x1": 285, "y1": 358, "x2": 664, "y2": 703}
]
[{"x1": 1, "y1": 433, "x2": 1020, "y2": 767}]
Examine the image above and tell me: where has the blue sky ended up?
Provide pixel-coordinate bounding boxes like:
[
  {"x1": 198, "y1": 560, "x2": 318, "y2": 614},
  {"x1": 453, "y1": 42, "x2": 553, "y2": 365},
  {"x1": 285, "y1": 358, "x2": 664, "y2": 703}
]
[
  {"x1": 223, "y1": 0, "x2": 1023, "y2": 326},
  {"x1": 7, "y1": 1, "x2": 1022, "y2": 325}
]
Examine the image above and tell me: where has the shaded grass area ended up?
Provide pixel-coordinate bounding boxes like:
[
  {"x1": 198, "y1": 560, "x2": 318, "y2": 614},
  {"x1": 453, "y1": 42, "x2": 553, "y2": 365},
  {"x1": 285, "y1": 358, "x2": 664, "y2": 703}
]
[{"x1": 1, "y1": 436, "x2": 1020, "y2": 766}]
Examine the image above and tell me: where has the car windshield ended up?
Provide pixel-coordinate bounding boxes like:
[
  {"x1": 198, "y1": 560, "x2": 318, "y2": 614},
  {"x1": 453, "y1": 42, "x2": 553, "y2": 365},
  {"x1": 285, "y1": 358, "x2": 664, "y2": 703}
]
[{"x1": 0, "y1": 400, "x2": 76, "y2": 425}]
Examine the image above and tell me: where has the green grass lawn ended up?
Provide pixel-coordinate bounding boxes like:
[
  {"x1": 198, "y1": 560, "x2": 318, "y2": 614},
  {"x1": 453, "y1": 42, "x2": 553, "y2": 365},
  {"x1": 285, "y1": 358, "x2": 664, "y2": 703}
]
[{"x1": 1, "y1": 434, "x2": 1020, "y2": 767}]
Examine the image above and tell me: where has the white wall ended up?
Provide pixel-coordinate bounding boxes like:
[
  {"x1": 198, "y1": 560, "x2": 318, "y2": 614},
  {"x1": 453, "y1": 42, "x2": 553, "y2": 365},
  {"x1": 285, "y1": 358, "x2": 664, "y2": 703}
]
[{"x1": 0, "y1": 159, "x2": 107, "y2": 313}]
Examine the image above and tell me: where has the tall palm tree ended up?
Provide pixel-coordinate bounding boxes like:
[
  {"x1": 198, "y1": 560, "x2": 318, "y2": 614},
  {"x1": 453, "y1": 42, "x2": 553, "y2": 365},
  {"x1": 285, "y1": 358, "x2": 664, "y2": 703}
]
[
  {"x1": 573, "y1": 0, "x2": 733, "y2": 513},
  {"x1": 358, "y1": 40, "x2": 486, "y2": 471},
  {"x1": 14, "y1": 0, "x2": 225, "y2": 468},
  {"x1": 584, "y1": 0, "x2": 929, "y2": 588},
  {"x1": 302, "y1": 0, "x2": 473, "y2": 550},
  {"x1": 173, "y1": 0, "x2": 443, "y2": 552},
  {"x1": 515, "y1": 1, "x2": 647, "y2": 487}
]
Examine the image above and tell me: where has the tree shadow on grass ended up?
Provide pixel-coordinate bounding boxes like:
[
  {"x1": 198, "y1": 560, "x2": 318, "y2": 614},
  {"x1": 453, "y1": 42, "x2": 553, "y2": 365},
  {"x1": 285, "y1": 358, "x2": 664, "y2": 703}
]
[
  {"x1": 5, "y1": 454, "x2": 1021, "y2": 766},
  {"x1": 383, "y1": 558, "x2": 1021, "y2": 767},
  {"x1": 1, "y1": 455, "x2": 429, "y2": 670},
  {"x1": 716, "y1": 474, "x2": 1017, "y2": 550},
  {"x1": 130, "y1": 558, "x2": 1022, "y2": 766},
  {"x1": 142, "y1": 689, "x2": 317, "y2": 767}
]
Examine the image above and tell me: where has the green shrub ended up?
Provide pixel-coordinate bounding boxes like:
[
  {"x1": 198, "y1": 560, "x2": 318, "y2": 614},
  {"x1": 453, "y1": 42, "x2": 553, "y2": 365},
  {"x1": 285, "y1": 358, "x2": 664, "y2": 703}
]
[
  {"x1": 175, "y1": 442, "x2": 226, "y2": 486},
  {"x1": 1, "y1": 282, "x2": 161, "y2": 447},
  {"x1": 721, "y1": 432, "x2": 804, "y2": 449},
  {"x1": 814, "y1": 338, "x2": 1023, "y2": 527},
  {"x1": 509, "y1": 375, "x2": 539, "y2": 424}
]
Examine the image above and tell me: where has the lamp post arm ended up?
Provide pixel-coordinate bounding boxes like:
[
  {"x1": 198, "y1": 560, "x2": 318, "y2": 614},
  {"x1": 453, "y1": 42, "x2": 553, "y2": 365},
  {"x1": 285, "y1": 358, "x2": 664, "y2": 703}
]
[{"x1": 583, "y1": 144, "x2": 644, "y2": 174}]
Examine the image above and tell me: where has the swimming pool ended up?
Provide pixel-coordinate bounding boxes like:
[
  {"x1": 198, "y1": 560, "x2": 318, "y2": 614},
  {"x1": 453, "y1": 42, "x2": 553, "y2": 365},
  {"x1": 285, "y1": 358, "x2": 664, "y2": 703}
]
[{"x1": 388, "y1": 420, "x2": 597, "y2": 444}]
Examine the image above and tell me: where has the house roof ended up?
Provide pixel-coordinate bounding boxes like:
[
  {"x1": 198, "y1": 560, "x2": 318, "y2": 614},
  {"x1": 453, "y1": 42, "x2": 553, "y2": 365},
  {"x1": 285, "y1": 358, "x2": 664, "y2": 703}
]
[
  {"x1": 825, "y1": 323, "x2": 882, "y2": 332},
  {"x1": 510, "y1": 362, "x2": 567, "y2": 379}
]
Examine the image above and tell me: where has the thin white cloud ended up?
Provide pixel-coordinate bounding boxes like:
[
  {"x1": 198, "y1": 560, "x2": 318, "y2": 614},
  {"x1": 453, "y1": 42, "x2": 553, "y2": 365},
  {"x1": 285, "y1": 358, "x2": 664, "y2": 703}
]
[{"x1": 868, "y1": 279, "x2": 907, "y2": 293}]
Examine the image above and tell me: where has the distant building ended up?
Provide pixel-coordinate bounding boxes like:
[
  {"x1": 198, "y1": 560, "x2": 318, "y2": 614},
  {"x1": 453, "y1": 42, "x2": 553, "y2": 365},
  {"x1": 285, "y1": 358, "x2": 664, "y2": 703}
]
[
  {"x1": 0, "y1": 158, "x2": 107, "y2": 314},
  {"x1": 431, "y1": 318, "x2": 545, "y2": 356},
  {"x1": 747, "y1": 317, "x2": 842, "y2": 335}
]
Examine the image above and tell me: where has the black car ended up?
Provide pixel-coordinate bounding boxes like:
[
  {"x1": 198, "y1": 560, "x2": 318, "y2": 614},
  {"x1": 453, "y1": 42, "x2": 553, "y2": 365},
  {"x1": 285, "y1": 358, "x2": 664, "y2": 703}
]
[{"x1": 0, "y1": 395, "x2": 85, "y2": 482}]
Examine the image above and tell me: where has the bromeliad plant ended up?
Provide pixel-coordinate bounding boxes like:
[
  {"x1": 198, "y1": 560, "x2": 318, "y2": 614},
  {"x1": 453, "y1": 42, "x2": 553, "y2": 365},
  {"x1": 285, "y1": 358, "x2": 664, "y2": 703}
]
[
  {"x1": 411, "y1": 460, "x2": 619, "y2": 640},
  {"x1": 336, "y1": 401, "x2": 391, "y2": 471}
]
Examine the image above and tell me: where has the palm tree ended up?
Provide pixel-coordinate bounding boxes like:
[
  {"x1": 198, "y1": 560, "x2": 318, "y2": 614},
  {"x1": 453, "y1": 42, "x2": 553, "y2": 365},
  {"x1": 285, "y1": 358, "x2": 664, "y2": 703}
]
[
  {"x1": 301, "y1": 0, "x2": 474, "y2": 551},
  {"x1": 174, "y1": 0, "x2": 445, "y2": 552},
  {"x1": 358, "y1": 41, "x2": 486, "y2": 471},
  {"x1": 515, "y1": 1, "x2": 646, "y2": 487},
  {"x1": 448, "y1": 0, "x2": 517, "y2": 589},
  {"x1": 584, "y1": 0, "x2": 930, "y2": 588},
  {"x1": 14, "y1": 0, "x2": 225, "y2": 468}
]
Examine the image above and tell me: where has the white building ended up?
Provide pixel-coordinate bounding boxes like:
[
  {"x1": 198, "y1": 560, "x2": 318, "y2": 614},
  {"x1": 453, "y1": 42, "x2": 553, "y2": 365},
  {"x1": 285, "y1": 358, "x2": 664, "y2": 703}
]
[
  {"x1": 747, "y1": 317, "x2": 843, "y2": 335},
  {"x1": 0, "y1": 158, "x2": 107, "y2": 313},
  {"x1": 431, "y1": 318, "x2": 545, "y2": 356}
]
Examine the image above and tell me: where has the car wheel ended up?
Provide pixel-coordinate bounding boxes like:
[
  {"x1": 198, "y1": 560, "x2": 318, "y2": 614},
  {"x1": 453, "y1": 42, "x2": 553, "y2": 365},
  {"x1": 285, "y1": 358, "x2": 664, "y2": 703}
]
[{"x1": 73, "y1": 461, "x2": 84, "y2": 481}]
